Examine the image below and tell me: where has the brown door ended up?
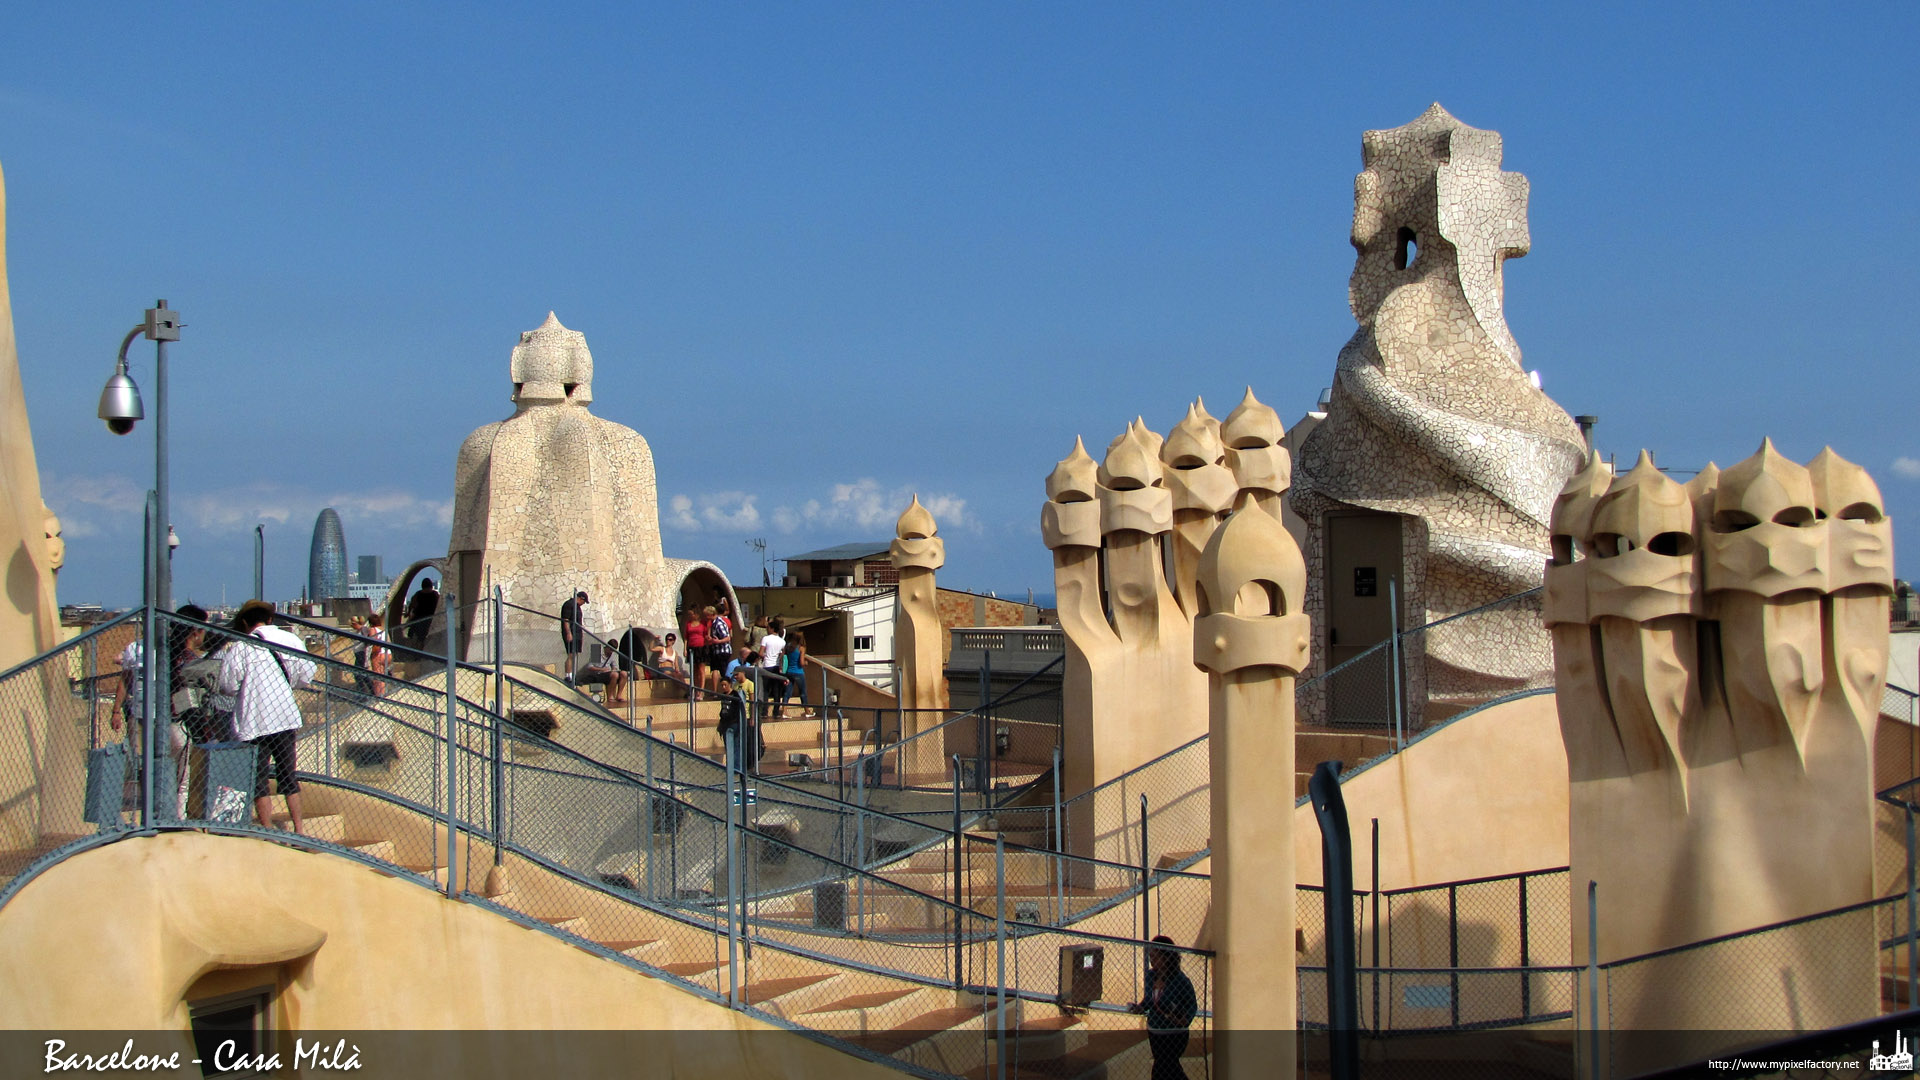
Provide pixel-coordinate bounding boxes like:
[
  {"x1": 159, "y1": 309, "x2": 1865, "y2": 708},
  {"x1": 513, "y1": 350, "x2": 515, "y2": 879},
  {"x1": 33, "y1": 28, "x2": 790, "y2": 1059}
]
[{"x1": 1325, "y1": 512, "x2": 1403, "y2": 726}]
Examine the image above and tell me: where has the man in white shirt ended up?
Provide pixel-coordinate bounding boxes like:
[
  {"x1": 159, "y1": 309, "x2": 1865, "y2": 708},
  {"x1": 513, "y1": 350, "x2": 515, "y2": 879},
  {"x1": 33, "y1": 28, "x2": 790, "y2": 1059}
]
[
  {"x1": 757, "y1": 619, "x2": 791, "y2": 718},
  {"x1": 217, "y1": 601, "x2": 317, "y2": 833}
]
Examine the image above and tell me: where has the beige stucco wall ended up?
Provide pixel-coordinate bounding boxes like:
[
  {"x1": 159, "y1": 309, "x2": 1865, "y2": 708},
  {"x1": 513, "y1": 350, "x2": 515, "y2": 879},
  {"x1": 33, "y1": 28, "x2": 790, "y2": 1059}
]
[
  {"x1": 0, "y1": 833, "x2": 899, "y2": 1080},
  {"x1": 0, "y1": 159, "x2": 60, "y2": 674},
  {"x1": 1293, "y1": 691, "x2": 1569, "y2": 892}
]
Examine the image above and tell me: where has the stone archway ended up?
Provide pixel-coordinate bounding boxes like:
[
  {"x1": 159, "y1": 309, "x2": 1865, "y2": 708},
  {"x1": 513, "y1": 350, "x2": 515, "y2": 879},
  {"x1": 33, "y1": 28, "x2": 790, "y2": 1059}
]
[{"x1": 385, "y1": 558, "x2": 449, "y2": 660}]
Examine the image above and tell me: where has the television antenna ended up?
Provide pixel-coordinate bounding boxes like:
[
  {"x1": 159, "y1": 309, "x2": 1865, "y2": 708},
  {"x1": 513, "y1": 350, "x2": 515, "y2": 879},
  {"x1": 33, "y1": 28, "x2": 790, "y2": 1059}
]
[{"x1": 746, "y1": 537, "x2": 770, "y2": 586}]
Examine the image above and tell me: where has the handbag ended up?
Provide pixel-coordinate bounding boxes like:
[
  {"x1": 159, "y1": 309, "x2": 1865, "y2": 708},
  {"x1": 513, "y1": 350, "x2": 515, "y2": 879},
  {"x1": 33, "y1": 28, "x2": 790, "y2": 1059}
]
[
  {"x1": 83, "y1": 743, "x2": 136, "y2": 826},
  {"x1": 198, "y1": 741, "x2": 259, "y2": 824}
]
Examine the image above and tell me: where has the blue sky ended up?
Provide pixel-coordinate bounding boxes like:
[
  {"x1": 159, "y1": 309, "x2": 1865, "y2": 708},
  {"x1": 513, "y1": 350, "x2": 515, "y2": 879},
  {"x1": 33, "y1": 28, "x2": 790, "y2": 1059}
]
[{"x1": 2, "y1": 4, "x2": 1915, "y2": 608}]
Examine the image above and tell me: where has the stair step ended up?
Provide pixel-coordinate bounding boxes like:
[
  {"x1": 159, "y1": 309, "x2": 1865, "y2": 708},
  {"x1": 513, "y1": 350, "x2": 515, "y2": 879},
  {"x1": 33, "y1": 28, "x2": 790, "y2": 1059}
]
[
  {"x1": 741, "y1": 973, "x2": 838, "y2": 1003},
  {"x1": 534, "y1": 913, "x2": 588, "y2": 934},
  {"x1": 346, "y1": 838, "x2": 396, "y2": 863},
  {"x1": 270, "y1": 812, "x2": 346, "y2": 843},
  {"x1": 802, "y1": 987, "x2": 920, "y2": 1016},
  {"x1": 590, "y1": 938, "x2": 661, "y2": 959},
  {"x1": 659, "y1": 959, "x2": 729, "y2": 978},
  {"x1": 847, "y1": 1006, "x2": 986, "y2": 1055}
]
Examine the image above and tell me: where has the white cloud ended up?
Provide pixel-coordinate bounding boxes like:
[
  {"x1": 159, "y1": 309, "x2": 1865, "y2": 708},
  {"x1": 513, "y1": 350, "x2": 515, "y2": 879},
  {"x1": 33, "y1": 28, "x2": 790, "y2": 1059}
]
[
  {"x1": 668, "y1": 494, "x2": 699, "y2": 530},
  {"x1": 1894, "y1": 457, "x2": 1920, "y2": 480},
  {"x1": 666, "y1": 478, "x2": 971, "y2": 536},
  {"x1": 665, "y1": 491, "x2": 761, "y2": 532},
  {"x1": 41, "y1": 473, "x2": 453, "y2": 536}
]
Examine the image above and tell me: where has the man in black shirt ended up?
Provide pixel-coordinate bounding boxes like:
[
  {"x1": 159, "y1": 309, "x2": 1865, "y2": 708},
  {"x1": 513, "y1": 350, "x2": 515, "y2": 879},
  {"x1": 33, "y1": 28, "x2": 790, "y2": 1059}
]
[
  {"x1": 559, "y1": 590, "x2": 588, "y2": 681},
  {"x1": 404, "y1": 578, "x2": 440, "y2": 650}
]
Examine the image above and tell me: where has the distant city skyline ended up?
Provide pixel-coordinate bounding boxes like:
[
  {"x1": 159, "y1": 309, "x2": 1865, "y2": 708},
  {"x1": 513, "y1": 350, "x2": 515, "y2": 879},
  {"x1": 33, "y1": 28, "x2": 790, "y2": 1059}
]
[{"x1": 4, "y1": 6, "x2": 1914, "y2": 610}]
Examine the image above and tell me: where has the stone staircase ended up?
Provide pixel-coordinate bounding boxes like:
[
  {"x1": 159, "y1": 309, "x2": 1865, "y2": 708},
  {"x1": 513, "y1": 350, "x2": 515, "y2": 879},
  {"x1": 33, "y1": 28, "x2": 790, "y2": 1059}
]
[
  {"x1": 1293, "y1": 727, "x2": 1396, "y2": 798},
  {"x1": 270, "y1": 780, "x2": 1172, "y2": 1079}
]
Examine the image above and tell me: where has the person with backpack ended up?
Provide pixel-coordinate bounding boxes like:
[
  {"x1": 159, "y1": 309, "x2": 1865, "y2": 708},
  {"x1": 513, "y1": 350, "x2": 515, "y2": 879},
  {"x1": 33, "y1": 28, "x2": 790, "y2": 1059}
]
[
  {"x1": 716, "y1": 666, "x2": 759, "y2": 775},
  {"x1": 217, "y1": 600, "x2": 318, "y2": 834}
]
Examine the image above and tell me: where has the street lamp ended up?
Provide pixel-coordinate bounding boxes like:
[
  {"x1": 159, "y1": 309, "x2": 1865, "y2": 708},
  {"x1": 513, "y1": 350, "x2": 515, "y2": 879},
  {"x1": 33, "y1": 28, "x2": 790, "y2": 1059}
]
[{"x1": 96, "y1": 300, "x2": 181, "y2": 609}]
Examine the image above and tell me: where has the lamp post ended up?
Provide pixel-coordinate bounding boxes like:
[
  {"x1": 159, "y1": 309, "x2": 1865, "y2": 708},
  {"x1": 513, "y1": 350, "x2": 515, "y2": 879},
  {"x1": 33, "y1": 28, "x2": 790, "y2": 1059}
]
[
  {"x1": 96, "y1": 300, "x2": 182, "y2": 609},
  {"x1": 97, "y1": 300, "x2": 181, "y2": 830},
  {"x1": 253, "y1": 524, "x2": 265, "y2": 601}
]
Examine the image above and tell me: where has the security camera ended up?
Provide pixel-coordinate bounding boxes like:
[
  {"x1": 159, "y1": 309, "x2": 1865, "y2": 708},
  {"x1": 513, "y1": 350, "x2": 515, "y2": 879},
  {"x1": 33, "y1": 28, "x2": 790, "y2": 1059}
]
[{"x1": 97, "y1": 367, "x2": 143, "y2": 435}]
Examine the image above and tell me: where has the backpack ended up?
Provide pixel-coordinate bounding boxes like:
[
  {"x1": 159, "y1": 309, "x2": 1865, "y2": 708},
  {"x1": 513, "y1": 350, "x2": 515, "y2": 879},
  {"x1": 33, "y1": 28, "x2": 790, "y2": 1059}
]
[{"x1": 718, "y1": 690, "x2": 745, "y2": 734}]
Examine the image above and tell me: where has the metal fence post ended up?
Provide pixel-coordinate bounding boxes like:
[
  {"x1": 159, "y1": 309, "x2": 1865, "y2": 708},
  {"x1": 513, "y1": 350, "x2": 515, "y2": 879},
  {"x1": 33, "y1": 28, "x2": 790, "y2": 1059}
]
[
  {"x1": 1448, "y1": 881, "x2": 1460, "y2": 1029},
  {"x1": 953, "y1": 754, "x2": 964, "y2": 989},
  {"x1": 492, "y1": 584, "x2": 505, "y2": 875},
  {"x1": 141, "y1": 495, "x2": 158, "y2": 830},
  {"x1": 856, "y1": 760, "x2": 868, "y2": 935},
  {"x1": 1387, "y1": 577, "x2": 1404, "y2": 750},
  {"x1": 645, "y1": 715, "x2": 656, "y2": 902},
  {"x1": 1053, "y1": 745, "x2": 1065, "y2": 926},
  {"x1": 726, "y1": 727, "x2": 741, "y2": 1008},
  {"x1": 1519, "y1": 870, "x2": 1532, "y2": 1021},
  {"x1": 1371, "y1": 817, "x2": 1381, "y2": 1031},
  {"x1": 1139, "y1": 794, "x2": 1150, "y2": 948},
  {"x1": 996, "y1": 833, "x2": 1008, "y2": 1080},
  {"x1": 1907, "y1": 803, "x2": 1916, "y2": 1011},
  {"x1": 444, "y1": 597, "x2": 459, "y2": 899},
  {"x1": 1587, "y1": 879, "x2": 1600, "y2": 1080}
]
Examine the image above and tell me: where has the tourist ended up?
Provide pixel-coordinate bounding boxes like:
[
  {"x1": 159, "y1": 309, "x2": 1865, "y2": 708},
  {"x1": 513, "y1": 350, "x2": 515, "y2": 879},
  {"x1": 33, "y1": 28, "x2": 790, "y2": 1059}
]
[
  {"x1": 726, "y1": 644, "x2": 757, "y2": 684},
  {"x1": 559, "y1": 590, "x2": 588, "y2": 681},
  {"x1": 707, "y1": 601, "x2": 733, "y2": 685},
  {"x1": 365, "y1": 613, "x2": 391, "y2": 697},
  {"x1": 404, "y1": 577, "x2": 440, "y2": 650},
  {"x1": 1133, "y1": 936, "x2": 1197, "y2": 1080},
  {"x1": 657, "y1": 632, "x2": 684, "y2": 680},
  {"x1": 218, "y1": 600, "x2": 318, "y2": 834},
  {"x1": 782, "y1": 630, "x2": 811, "y2": 717},
  {"x1": 574, "y1": 659, "x2": 629, "y2": 709},
  {"x1": 716, "y1": 666, "x2": 752, "y2": 774},
  {"x1": 114, "y1": 623, "x2": 145, "y2": 738},
  {"x1": 757, "y1": 618, "x2": 792, "y2": 718},
  {"x1": 348, "y1": 615, "x2": 373, "y2": 698},
  {"x1": 683, "y1": 609, "x2": 710, "y2": 694},
  {"x1": 163, "y1": 604, "x2": 211, "y2": 817}
]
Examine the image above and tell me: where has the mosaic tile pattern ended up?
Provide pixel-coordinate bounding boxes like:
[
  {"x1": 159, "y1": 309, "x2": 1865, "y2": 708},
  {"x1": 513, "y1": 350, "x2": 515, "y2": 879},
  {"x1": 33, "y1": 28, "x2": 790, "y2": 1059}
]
[{"x1": 1292, "y1": 104, "x2": 1586, "y2": 700}]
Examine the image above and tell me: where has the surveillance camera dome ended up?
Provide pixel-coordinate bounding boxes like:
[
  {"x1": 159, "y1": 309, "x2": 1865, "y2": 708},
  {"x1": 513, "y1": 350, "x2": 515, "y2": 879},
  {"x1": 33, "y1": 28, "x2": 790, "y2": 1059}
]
[{"x1": 106, "y1": 416, "x2": 137, "y2": 436}]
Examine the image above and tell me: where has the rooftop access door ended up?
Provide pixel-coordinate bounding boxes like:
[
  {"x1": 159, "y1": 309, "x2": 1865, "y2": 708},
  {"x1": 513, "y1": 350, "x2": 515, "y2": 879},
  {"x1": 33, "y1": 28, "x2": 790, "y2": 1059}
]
[{"x1": 1324, "y1": 510, "x2": 1403, "y2": 727}]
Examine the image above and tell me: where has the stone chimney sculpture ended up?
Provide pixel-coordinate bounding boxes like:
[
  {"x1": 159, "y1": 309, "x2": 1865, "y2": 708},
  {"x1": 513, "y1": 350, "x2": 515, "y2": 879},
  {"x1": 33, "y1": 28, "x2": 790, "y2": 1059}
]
[
  {"x1": 1547, "y1": 441, "x2": 1892, "y2": 1057},
  {"x1": 1194, "y1": 492, "x2": 1310, "y2": 1075},
  {"x1": 1044, "y1": 391, "x2": 1287, "y2": 859},
  {"x1": 447, "y1": 313, "x2": 734, "y2": 663},
  {"x1": 1293, "y1": 104, "x2": 1586, "y2": 715},
  {"x1": 891, "y1": 495, "x2": 948, "y2": 775}
]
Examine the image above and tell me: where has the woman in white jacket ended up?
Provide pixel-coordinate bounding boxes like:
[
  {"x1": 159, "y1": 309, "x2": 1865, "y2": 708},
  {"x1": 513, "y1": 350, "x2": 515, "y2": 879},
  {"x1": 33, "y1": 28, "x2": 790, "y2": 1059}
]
[{"x1": 218, "y1": 601, "x2": 317, "y2": 833}]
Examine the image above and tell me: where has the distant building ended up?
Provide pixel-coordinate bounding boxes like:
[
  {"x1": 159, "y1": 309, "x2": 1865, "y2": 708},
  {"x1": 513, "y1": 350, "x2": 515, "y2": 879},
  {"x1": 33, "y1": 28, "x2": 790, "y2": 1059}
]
[
  {"x1": 309, "y1": 508, "x2": 348, "y2": 602},
  {"x1": 347, "y1": 581, "x2": 390, "y2": 603},
  {"x1": 781, "y1": 543, "x2": 897, "y2": 587},
  {"x1": 357, "y1": 555, "x2": 384, "y2": 587}
]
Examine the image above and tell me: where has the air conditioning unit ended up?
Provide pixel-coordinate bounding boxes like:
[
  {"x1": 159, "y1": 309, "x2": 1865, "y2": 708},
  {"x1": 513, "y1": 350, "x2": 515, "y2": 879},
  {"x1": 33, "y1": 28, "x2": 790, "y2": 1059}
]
[
  {"x1": 782, "y1": 575, "x2": 798, "y2": 587},
  {"x1": 834, "y1": 575, "x2": 854, "y2": 587}
]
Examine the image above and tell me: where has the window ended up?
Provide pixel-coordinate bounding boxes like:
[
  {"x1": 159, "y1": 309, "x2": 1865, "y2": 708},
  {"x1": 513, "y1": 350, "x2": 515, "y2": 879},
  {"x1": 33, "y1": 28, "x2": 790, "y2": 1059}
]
[
  {"x1": 190, "y1": 987, "x2": 272, "y2": 1076},
  {"x1": 853, "y1": 635, "x2": 874, "y2": 652},
  {"x1": 1394, "y1": 227, "x2": 1418, "y2": 270}
]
